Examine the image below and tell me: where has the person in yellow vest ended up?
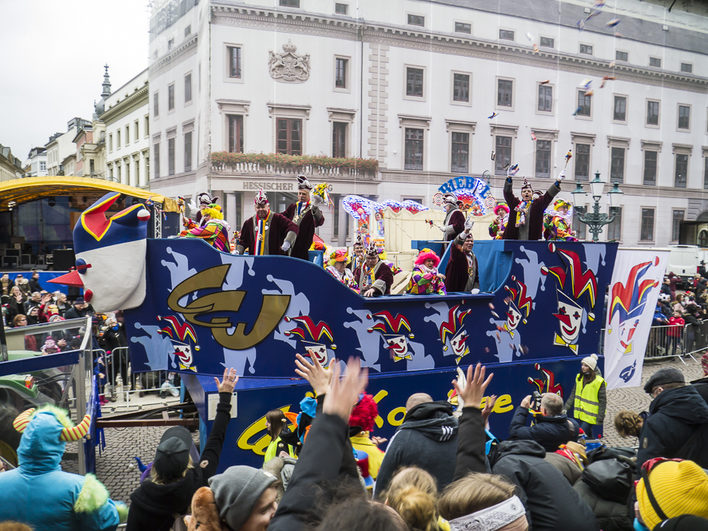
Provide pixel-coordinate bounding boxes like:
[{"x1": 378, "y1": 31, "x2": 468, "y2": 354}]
[
  {"x1": 263, "y1": 409, "x2": 296, "y2": 464},
  {"x1": 563, "y1": 354, "x2": 606, "y2": 438}
]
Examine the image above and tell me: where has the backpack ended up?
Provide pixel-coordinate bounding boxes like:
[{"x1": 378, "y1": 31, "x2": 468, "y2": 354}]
[
  {"x1": 675, "y1": 422, "x2": 708, "y2": 467},
  {"x1": 581, "y1": 458, "x2": 633, "y2": 504}
]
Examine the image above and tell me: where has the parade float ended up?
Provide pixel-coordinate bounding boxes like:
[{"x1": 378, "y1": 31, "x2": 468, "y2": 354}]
[{"x1": 48, "y1": 185, "x2": 668, "y2": 470}]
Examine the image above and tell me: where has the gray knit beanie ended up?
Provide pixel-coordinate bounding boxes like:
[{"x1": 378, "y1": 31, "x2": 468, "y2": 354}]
[{"x1": 209, "y1": 465, "x2": 277, "y2": 530}]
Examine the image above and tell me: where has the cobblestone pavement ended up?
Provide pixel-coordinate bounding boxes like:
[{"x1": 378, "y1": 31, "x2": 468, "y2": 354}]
[{"x1": 92, "y1": 356, "x2": 705, "y2": 505}]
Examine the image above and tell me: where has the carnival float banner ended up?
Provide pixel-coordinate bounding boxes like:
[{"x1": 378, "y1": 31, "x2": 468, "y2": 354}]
[
  {"x1": 435, "y1": 175, "x2": 496, "y2": 216},
  {"x1": 603, "y1": 249, "x2": 668, "y2": 390}
]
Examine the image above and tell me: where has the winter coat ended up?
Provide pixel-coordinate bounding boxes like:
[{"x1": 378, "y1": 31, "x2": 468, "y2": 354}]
[
  {"x1": 637, "y1": 385, "x2": 708, "y2": 469},
  {"x1": 374, "y1": 401, "x2": 459, "y2": 497},
  {"x1": 350, "y1": 431, "x2": 385, "y2": 479},
  {"x1": 489, "y1": 440, "x2": 599, "y2": 531},
  {"x1": 502, "y1": 179, "x2": 560, "y2": 240},
  {"x1": 667, "y1": 316, "x2": 685, "y2": 337},
  {"x1": 127, "y1": 391, "x2": 233, "y2": 530},
  {"x1": 573, "y1": 480, "x2": 633, "y2": 531},
  {"x1": 509, "y1": 407, "x2": 578, "y2": 452},
  {"x1": 0, "y1": 411, "x2": 122, "y2": 530},
  {"x1": 282, "y1": 202, "x2": 324, "y2": 260},
  {"x1": 451, "y1": 406, "x2": 487, "y2": 480},
  {"x1": 270, "y1": 413, "x2": 360, "y2": 531}
]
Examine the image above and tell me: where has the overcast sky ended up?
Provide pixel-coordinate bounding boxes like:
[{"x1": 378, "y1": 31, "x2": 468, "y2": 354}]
[{"x1": 0, "y1": 0, "x2": 149, "y2": 162}]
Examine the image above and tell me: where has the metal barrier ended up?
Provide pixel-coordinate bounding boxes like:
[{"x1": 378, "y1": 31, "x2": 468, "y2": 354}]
[
  {"x1": 98, "y1": 345, "x2": 173, "y2": 405},
  {"x1": 618, "y1": 321, "x2": 706, "y2": 363}
]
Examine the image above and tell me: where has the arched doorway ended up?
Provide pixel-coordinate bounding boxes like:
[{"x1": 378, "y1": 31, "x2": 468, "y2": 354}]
[{"x1": 700, "y1": 229, "x2": 708, "y2": 247}]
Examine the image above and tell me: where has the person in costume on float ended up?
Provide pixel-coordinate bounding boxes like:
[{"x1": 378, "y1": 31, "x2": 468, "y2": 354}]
[
  {"x1": 182, "y1": 192, "x2": 216, "y2": 230},
  {"x1": 488, "y1": 204, "x2": 509, "y2": 240},
  {"x1": 502, "y1": 164, "x2": 564, "y2": 240},
  {"x1": 543, "y1": 199, "x2": 577, "y2": 241},
  {"x1": 281, "y1": 176, "x2": 325, "y2": 260},
  {"x1": 440, "y1": 193, "x2": 466, "y2": 241},
  {"x1": 347, "y1": 234, "x2": 365, "y2": 273},
  {"x1": 355, "y1": 244, "x2": 394, "y2": 297},
  {"x1": 407, "y1": 248, "x2": 447, "y2": 295},
  {"x1": 179, "y1": 203, "x2": 231, "y2": 252},
  {"x1": 236, "y1": 191, "x2": 298, "y2": 256},
  {"x1": 445, "y1": 218, "x2": 479, "y2": 293},
  {"x1": 326, "y1": 249, "x2": 356, "y2": 289}
]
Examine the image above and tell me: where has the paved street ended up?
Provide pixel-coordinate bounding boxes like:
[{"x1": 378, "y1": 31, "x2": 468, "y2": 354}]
[{"x1": 92, "y1": 356, "x2": 705, "y2": 504}]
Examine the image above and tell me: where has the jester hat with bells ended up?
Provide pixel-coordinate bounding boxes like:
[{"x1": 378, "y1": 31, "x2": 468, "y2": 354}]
[{"x1": 14, "y1": 406, "x2": 92, "y2": 447}]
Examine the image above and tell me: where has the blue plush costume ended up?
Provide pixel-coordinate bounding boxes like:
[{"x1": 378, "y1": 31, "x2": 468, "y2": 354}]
[{"x1": 0, "y1": 408, "x2": 125, "y2": 530}]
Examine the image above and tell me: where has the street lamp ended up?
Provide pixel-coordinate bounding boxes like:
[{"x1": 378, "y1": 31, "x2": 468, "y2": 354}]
[{"x1": 571, "y1": 171, "x2": 624, "y2": 242}]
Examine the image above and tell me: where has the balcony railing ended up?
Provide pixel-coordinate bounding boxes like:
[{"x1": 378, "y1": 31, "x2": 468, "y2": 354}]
[{"x1": 210, "y1": 152, "x2": 379, "y2": 180}]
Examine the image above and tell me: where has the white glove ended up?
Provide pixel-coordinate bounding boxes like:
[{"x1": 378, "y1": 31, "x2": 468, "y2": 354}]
[
  {"x1": 464, "y1": 217, "x2": 474, "y2": 231},
  {"x1": 557, "y1": 169, "x2": 566, "y2": 182},
  {"x1": 311, "y1": 193, "x2": 324, "y2": 206},
  {"x1": 281, "y1": 240, "x2": 291, "y2": 252}
]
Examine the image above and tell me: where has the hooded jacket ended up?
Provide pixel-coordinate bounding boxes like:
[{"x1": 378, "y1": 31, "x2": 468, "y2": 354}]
[
  {"x1": 490, "y1": 439, "x2": 599, "y2": 531},
  {"x1": 509, "y1": 407, "x2": 578, "y2": 452},
  {"x1": 374, "y1": 401, "x2": 458, "y2": 497},
  {"x1": 637, "y1": 385, "x2": 708, "y2": 468},
  {"x1": 127, "y1": 391, "x2": 233, "y2": 530},
  {"x1": 0, "y1": 410, "x2": 122, "y2": 530}
]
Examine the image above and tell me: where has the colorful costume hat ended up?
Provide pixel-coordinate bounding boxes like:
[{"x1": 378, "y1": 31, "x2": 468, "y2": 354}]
[
  {"x1": 297, "y1": 175, "x2": 312, "y2": 190},
  {"x1": 414, "y1": 248, "x2": 441, "y2": 268},
  {"x1": 254, "y1": 190, "x2": 269, "y2": 206},
  {"x1": 494, "y1": 203, "x2": 510, "y2": 216}
]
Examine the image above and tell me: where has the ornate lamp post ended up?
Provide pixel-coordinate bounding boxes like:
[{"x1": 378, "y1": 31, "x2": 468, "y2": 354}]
[{"x1": 571, "y1": 171, "x2": 624, "y2": 242}]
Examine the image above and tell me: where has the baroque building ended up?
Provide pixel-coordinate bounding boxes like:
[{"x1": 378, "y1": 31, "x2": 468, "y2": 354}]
[{"x1": 146, "y1": 0, "x2": 707, "y2": 247}]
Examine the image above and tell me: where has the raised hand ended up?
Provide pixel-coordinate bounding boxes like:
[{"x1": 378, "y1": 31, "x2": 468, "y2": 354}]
[
  {"x1": 294, "y1": 352, "x2": 333, "y2": 396},
  {"x1": 452, "y1": 363, "x2": 494, "y2": 410},
  {"x1": 322, "y1": 357, "x2": 368, "y2": 422},
  {"x1": 214, "y1": 367, "x2": 238, "y2": 393}
]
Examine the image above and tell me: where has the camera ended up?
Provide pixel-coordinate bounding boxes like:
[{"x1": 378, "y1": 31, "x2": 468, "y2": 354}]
[{"x1": 531, "y1": 391, "x2": 543, "y2": 411}]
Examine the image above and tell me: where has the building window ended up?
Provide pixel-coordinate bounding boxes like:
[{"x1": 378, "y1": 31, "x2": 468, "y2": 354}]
[
  {"x1": 184, "y1": 131, "x2": 193, "y2": 172},
  {"x1": 453, "y1": 73, "x2": 470, "y2": 103},
  {"x1": 168, "y1": 83, "x2": 175, "y2": 111},
  {"x1": 672, "y1": 210, "x2": 684, "y2": 242},
  {"x1": 499, "y1": 29, "x2": 514, "y2": 41},
  {"x1": 89, "y1": 160, "x2": 95, "y2": 174},
  {"x1": 537, "y1": 84, "x2": 552, "y2": 112},
  {"x1": 705, "y1": 155, "x2": 708, "y2": 189},
  {"x1": 494, "y1": 135, "x2": 512, "y2": 175},
  {"x1": 451, "y1": 132, "x2": 469, "y2": 173},
  {"x1": 153, "y1": 143, "x2": 160, "y2": 178},
  {"x1": 680, "y1": 62, "x2": 693, "y2": 73},
  {"x1": 649, "y1": 56, "x2": 662, "y2": 67},
  {"x1": 640, "y1": 208, "x2": 654, "y2": 241},
  {"x1": 540, "y1": 36, "x2": 554, "y2": 48},
  {"x1": 675, "y1": 153, "x2": 688, "y2": 188},
  {"x1": 407, "y1": 14, "x2": 424, "y2": 26},
  {"x1": 335, "y1": 3, "x2": 348, "y2": 15},
  {"x1": 647, "y1": 100, "x2": 659, "y2": 126},
  {"x1": 228, "y1": 115, "x2": 244, "y2": 153},
  {"x1": 332, "y1": 122, "x2": 347, "y2": 158},
  {"x1": 185, "y1": 25, "x2": 191, "y2": 36},
  {"x1": 108, "y1": 134, "x2": 113, "y2": 152},
  {"x1": 406, "y1": 67, "x2": 424, "y2": 98},
  {"x1": 534, "y1": 140, "x2": 551, "y2": 178},
  {"x1": 167, "y1": 137, "x2": 175, "y2": 176},
  {"x1": 404, "y1": 128, "x2": 424, "y2": 170},
  {"x1": 40, "y1": 161, "x2": 46, "y2": 171},
  {"x1": 454, "y1": 21, "x2": 471, "y2": 34},
  {"x1": 607, "y1": 207, "x2": 622, "y2": 241},
  {"x1": 643, "y1": 150, "x2": 657, "y2": 186},
  {"x1": 576, "y1": 90, "x2": 591, "y2": 117},
  {"x1": 611, "y1": 147, "x2": 625, "y2": 183},
  {"x1": 497, "y1": 79, "x2": 513, "y2": 108},
  {"x1": 117, "y1": 130, "x2": 121, "y2": 149},
  {"x1": 134, "y1": 120, "x2": 139, "y2": 139},
  {"x1": 134, "y1": 159, "x2": 139, "y2": 184},
  {"x1": 279, "y1": 0, "x2": 299, "y2": 6},
  {"x1": 613, "y1": 95, "x2": 626, "y2": 122},
  {"x1": 575, "y1": 143, "x2": 590, "y2": 181},
  {"x1": 616, "y1": 50, "x2": 628, "y2": 61},
  {"x1": 574, "y1": 206, "x2": 587, "y2": 240},
  {"x1": 184, "y1": 73, "x2": 192, "y2": 103},
  {"x1": 144, "y1": 116, "x2": 149, "y2": 136},
  {"x1": 335, "y1": 57, "x2": 348, "y2": 89},
  {"x1": 579, "y1": 43, "x2": 593, "y2": 55},
  {"x1": 678, "y1": 105, "x2": 690, "y2": 130},
  {"x1": 116, "y1": 164, "x2": 121, "y2": 182},
  {"x1": 276, "y1": 118, "x2": 302, "y2": 155},
  {"x1": 228, "y1": 46, "x2": 242, "y2": 79},
  {"x1": 125, "y1": 125, "x2": 130, "y2": 145},
  {"x1": 167, "y1": 38, "x2": 174, "y2": 51}
]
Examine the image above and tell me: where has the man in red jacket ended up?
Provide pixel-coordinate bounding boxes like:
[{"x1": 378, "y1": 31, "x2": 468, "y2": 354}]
[{"x1": 281, "y1": 176, "x2": 325, "y2": 260}]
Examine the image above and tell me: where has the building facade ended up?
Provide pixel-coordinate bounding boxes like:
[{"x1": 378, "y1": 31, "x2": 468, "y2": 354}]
[
  {"x1": 146, "y1": 0, "x2": 708, "y2": 247},
  {"x1": 25, "y1": 147, "x2": 48, "y2": 177},
  {"x1": 45, "y1": 117, "x2": 91, "y2": 176},
  {"x1": 0, "y1": 144, "x2": 24, "y2": 181},
  {"x1": 103, "y1": 69, "x2": 150, "y2": 187}
]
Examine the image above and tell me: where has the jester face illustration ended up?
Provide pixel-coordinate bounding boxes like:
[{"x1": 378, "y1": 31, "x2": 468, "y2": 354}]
[
  {"x1": 303, "y1": 341, "x2": 328, "y2": 365},
  {"x1": 616, "y1": 318, "x2": 640, "y2": 355},
  {"x1": 450, "y1": 329, "x2": 469, "y2": 359},
  {"x1": 173, "y1": 345, "x2": 193, "y2": 368},
  {"x1": 554, "y1": 294, "x2": 583, "y2": 345},
  {"x1": 385, "y1": 335, "x2": 411, "y2": 361},
  {"x1": 506, "y1": 303, "x2": 523, "y2": 331}
]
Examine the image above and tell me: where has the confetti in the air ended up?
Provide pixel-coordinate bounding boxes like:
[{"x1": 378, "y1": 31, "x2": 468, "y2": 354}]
[
  {"x1": 607, "y1": 17, "x2": 620, "y2": 27},
  {"x1": 488, "y1": 112, "x2": 499, "y2": 119}
]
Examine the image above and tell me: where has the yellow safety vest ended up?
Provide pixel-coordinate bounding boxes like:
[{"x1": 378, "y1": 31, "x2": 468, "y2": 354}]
[
  {"x1": 573, "y1": 374, "x2": 605, "y2": 425},
  {"x1": 263, "y1": 436, "x2": 296, "y2": 464}
]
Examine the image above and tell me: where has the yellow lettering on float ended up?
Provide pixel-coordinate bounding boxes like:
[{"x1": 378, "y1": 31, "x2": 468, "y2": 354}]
[
  {"x1": 372, "y1": 389, "x2": 388, "y2": 428},
  {"x1": 492, "y1": 394, "x2": 513, "y2": 413},
  {"x1": 387, "y1": 407, "x2": 407, "y2": 427},
  {"x1": 236, "y1": 405, "x2": 291, "y2": 455}
]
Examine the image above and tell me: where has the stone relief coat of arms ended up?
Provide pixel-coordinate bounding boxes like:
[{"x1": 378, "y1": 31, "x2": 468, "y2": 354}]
[{"x1": 268, "y1": 41, "x2": 310, "y2": 83}]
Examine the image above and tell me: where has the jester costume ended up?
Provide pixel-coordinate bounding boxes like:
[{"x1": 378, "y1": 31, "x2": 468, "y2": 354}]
[
  {"x1": 354, "y1": 249, "x2": 393, "y2": 296},
  {"x1": 180, "y1": 204, "x2": 231, "y2": 252},
  {"x1": 441, "y1": 194, "x2": 466, "y2": 241},
  {"x1": 502, "y1": 178, "x2": 560, "y2": 240},
  {"x1": 326, "y1": 249, "x2": 357, "y2": 289},
  {"x1": 282, "y1": 176, "x2": 325, "y2": 260},
  {"x1": 488, "y1": 204, "x2": 510, "y2": 240},
  {"x1": 0, "y1": 407, "x2": 126, "y2": 530},
  {"x1": 406, "y1": 249, "x2": 447, "y2": 295},
  {"x1": 543, "y1": 200, "x2": 577, "y2": 241}
]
